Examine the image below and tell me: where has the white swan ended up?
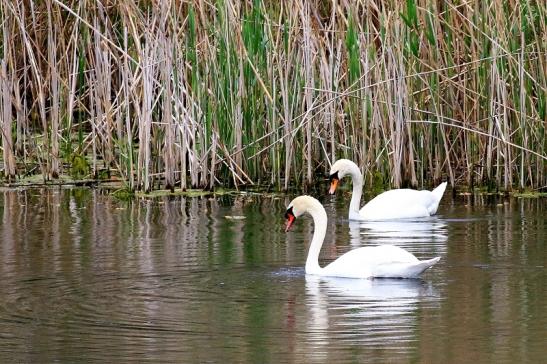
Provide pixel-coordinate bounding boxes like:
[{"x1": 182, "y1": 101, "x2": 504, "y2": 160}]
[
  {"x1": 328, "y1": 159, "x2": 447, "y2": 220},
  {"x1": 284, "y1": 196, "x2": 440, "y2": 278}
]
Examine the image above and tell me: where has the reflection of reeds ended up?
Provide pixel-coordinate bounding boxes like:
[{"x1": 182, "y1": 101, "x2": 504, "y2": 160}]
[{"x1": 0, "y1": 0, "x2": 545, "y2": 191}]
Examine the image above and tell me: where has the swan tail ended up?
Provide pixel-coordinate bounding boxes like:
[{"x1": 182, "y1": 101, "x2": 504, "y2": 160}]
[
  {"x1": 404, "y1": 257, "x2": 441, "y2": 278},
  {"x1": 428, "y1": 182, "x2": 447, "y2": 214},
  {"x1": 432, "y1": 182, "x2": 447, "y2": 202},
  {"x1": 373, "y1": 257, "x2": 441, "y2": 278},
  {"x1": 419, "y1": 256, "x2": 441, "y2": 270}
]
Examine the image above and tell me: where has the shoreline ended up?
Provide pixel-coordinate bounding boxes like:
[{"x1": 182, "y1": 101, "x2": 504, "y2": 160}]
[{"x1": 1, "y1": 177, "x2": 545, "y2": 199}]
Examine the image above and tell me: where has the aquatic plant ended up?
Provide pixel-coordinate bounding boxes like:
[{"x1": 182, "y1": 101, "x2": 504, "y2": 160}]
[{"x1": 0, "y1": 0, "x2": 545, "y2": 191}]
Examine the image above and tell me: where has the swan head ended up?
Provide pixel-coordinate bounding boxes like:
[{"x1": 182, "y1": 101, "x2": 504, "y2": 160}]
[
  {"x1": 328, "y1": 159, "x2": 359, "y2": 194},
  {"x1": 284, "y1": 195, "x2": 323, "y2": 232}
]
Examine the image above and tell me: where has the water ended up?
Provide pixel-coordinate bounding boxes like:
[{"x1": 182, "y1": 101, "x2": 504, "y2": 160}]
[{"x1": 0, "y1": 188, "x2": 545, "y2": 363}]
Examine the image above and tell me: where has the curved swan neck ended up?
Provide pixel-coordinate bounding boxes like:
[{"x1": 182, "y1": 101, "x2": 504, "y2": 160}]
[
  {"x1": 348, "y1": 164, "x2": 363, "y2": 216},
  {"x1": 305, "y1": 203, "x2": 328, "y2": 274}
]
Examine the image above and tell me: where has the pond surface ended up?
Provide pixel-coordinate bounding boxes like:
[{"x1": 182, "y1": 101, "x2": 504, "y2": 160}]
[{"x1": 0, "y1": 188, "x2": 545, "y2": 363}]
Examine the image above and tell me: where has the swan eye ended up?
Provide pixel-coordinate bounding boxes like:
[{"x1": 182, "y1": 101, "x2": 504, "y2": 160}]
[
  {"x1": 284, "y1": 206, "x2": 294, "y2": 220},
  {"x1": 328, "y1": 171, "x2": 339, "y2": 195},
  {"x1": 284, "y1": 206, "x2": 296, "y2": 232}
]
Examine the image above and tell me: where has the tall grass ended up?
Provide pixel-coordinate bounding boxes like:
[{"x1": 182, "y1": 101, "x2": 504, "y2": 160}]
[{"x1": 0, "y1": 0, "x2": 545, "y2": 192}]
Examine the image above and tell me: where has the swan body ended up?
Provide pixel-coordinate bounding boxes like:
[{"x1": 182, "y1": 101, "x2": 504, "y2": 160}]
[
  {"x1": 329, "y1": 159, "x2": 447, "y2": 220},
  {"x1": 284, "y1": 196, "x2": 440, "y2": 279}
]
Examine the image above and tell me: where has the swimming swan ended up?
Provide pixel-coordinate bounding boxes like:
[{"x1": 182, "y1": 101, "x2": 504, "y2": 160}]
[
  {"x1": 284, "y1": 196, "x2": 440, "y2": 278},
  {"x1": 328, "y1": 159, "x2": 447, "y2": 220}
]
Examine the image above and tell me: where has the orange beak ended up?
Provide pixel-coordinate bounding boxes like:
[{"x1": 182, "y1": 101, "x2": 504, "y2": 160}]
[
  {"x1": 328, "y1": 178, "x2": 339, "y2": 195},
  {"x1": 285, "y1": 213, "x2": 295, "y2": 232}
]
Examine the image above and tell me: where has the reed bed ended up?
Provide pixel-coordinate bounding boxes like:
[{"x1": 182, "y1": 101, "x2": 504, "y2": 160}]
[{"x1": 0, "y1": 0, "x2": 545, "y2": 192}]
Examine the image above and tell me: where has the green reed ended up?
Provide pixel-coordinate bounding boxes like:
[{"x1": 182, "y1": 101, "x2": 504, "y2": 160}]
[{"x1": 0, "y1": 0, "x2": 545, "y2": 192}]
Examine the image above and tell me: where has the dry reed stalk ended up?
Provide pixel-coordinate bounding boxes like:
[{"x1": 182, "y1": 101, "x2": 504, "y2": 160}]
[
  {"x1": 1, "y1": 59, "x2": 16, "y2": 180},
  {"x1": 278, "y1": 6, "x2": 296, "y2": 190},
  {"x1": 122, "y1": 26, "x2": 135, "y2": 190},
  {"x1": 0, "y1": 0, "x2": 544, "y2": 192},
  {"x1": 162, "y1": 35, "x2": 175, "y2": 191},
  {"x1": 66, "y1": 11, "x2": 80, "y2": 151},
  {"x1": 300, "y1": 1, "x2": 314, "y2": 187},
  {"x1": 138, "y1": 37, "x2": 154, "y2": 192},
  {"x1": 13, "y1": 73, "x2": 24, "y2": 158},
  {"x1": 0, "y1": 9, "x2": 15, "y2": 180},
  {"x1": 47, "y1": 0, "x2": 60, "y2": 178},
  {"x1": 172, "y1": 55, "x2": 187, "y2": 190},
  {"x1": 9, "y1": 2, "x2": 26, "y2": 160},
  {"x1": 327, "y1": 2, "x2": 340, "y2": 166}
]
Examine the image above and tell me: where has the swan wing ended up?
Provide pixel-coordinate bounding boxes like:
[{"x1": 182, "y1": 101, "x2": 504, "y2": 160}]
[
  {"x1": 360, "y1": 188, "x2": 441, "y2": 219},
  {"x1": 372, "y1": 257, "x2": 440, "y2": 278},
  {"x1": 321, "y1": 245, "x2": 436, "y2": 279}
]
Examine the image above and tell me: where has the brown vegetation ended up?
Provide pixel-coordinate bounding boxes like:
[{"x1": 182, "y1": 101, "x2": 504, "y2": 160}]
[{"x1": 0, "y1": 0, "x2": 545, "y2": 191}]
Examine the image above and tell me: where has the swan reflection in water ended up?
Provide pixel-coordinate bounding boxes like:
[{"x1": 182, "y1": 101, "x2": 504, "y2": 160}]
[
  {"x1": 304, "y1": 274, "x2": 439, "y2": 359},
  {"x1": 349, "y1": 218, "x2": 448, "y2": 257}
]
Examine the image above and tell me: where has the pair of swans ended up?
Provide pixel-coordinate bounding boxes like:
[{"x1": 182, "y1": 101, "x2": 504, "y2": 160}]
[{"x1": 284, "y1": 159, "x2": 446, "y2": 279}]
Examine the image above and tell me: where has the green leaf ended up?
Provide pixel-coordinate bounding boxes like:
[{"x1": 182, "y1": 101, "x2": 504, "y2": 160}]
[
  {"x1": 400, "y1": 12, "x2": 413, "y2": 28},
  {"x1": 425, "y1": 9, "x2": 436, "y2": 46},
  {"x1": 409, "y1": 32, "x2": 419, "y2": 57},
  {"x1": 407, "y1": 0, "x2": 418, "y2": 27}
]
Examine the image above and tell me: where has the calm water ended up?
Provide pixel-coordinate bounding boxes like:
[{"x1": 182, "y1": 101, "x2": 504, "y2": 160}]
[{"x1": 0, "y1": 188, "x2": 545, "y2": 363}]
